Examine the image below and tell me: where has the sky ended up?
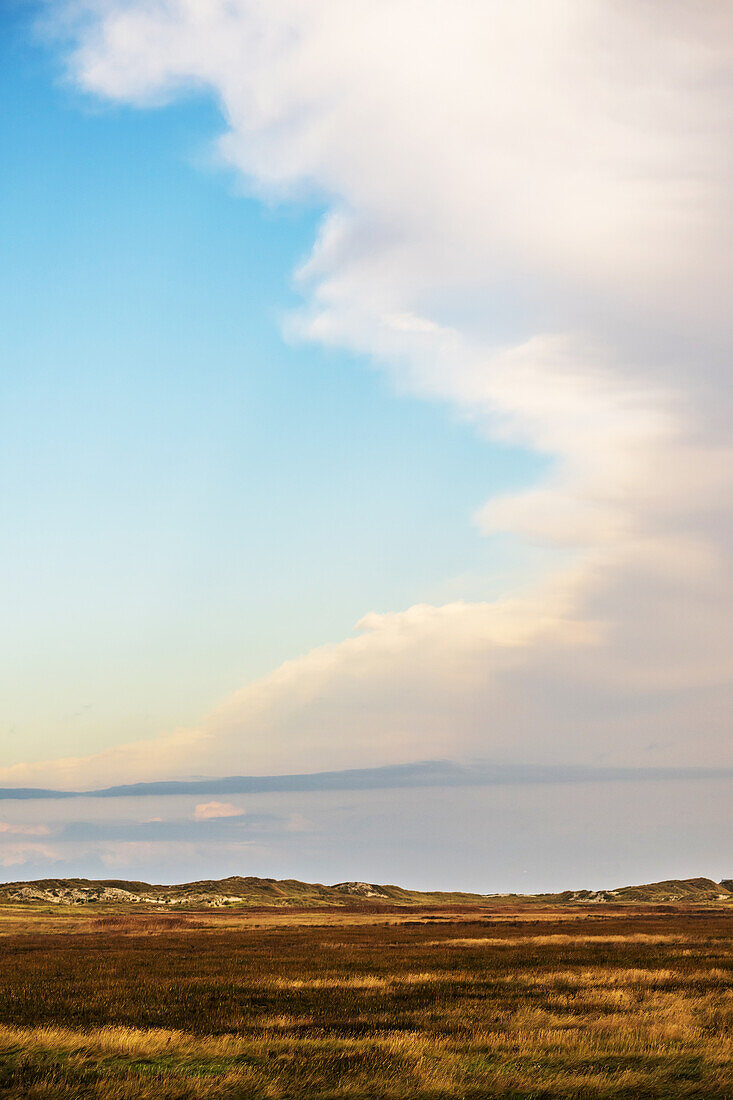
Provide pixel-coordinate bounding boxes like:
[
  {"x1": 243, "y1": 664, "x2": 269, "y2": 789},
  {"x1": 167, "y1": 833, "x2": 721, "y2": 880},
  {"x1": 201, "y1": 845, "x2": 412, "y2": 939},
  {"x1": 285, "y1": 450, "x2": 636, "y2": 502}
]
[{"x1": 0, "y1": 0, "x2": 731, "y2": 889}]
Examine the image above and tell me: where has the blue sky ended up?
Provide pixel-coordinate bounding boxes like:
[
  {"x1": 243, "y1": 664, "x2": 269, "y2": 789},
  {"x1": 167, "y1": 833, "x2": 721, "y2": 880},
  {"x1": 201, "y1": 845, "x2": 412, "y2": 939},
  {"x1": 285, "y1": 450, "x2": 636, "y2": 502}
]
[
  {"x1": 1, "y1": 0, "x2": 730, "y2": 888},
  {"x1": 1, "y1": 2, "x2": 541, "y2": 766}
]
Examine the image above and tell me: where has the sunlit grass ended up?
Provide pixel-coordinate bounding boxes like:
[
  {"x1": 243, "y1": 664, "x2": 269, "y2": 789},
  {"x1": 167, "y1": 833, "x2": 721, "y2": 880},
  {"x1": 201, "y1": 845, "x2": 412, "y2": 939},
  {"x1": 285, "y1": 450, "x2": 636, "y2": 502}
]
[{"x1": 435, "y1": 932, "x2": 706, "y2": 946}]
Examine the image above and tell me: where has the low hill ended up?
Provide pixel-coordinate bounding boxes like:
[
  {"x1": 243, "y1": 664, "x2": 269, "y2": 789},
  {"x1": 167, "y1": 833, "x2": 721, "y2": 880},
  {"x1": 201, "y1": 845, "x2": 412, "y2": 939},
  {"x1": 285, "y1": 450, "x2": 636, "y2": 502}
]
[
  {"x1": 0, "y1": 876, "x2": 493, "y2": 908},
  {"x1": 0, "y1": 875, "x2": 730, "y2": 908},
  {"x1": 549, "y1": 877, "x2": 733, "y2": 905},
  {"x1": 603, "y1": 877, "x2": 733, "y2": 903}
]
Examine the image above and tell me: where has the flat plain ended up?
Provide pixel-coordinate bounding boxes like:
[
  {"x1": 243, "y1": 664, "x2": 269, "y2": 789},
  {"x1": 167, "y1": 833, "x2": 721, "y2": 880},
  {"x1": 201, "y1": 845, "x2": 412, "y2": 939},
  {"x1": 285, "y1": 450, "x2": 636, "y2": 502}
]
[{"x1": 0, "y1": 902, "x2": 730, "y2": 1098}]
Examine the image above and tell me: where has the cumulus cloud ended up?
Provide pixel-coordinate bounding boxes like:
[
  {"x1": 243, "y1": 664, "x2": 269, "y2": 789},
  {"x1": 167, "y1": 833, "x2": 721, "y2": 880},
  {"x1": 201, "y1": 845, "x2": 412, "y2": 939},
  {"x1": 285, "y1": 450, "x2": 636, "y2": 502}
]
[
  {"x1": 193, "y1": 801, "x2": 245, "y2": 820},
  {"x1": 8, "y1": 0, "x2": 732, "y2": 788}
]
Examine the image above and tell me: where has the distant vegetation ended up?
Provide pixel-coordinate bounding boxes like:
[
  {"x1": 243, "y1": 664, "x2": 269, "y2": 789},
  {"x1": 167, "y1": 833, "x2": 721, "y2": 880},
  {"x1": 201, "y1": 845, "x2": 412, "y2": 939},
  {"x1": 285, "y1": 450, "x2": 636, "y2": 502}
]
[
  {"x1": 1, "y1": 874, "x2": 731, "y2": 907},
  {"x1": 0, "y1": 901, "x2": 730, "y2": 1097}
]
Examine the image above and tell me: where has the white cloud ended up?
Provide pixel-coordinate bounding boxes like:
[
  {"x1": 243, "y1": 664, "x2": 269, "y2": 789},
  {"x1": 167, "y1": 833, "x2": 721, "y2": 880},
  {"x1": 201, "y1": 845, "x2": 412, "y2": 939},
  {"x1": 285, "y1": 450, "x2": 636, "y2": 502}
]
[
  {"x1": 10, "y1": 0, "x2": 732, "y2": 788},
  {"x1": 193, "y1": 801, "x2": 245, "y2": 820}
]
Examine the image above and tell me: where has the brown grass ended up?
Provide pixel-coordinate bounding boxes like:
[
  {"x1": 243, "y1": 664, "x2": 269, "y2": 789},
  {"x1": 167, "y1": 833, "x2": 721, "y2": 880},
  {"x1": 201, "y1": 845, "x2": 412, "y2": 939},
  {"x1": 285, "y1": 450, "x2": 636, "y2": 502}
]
[{"x1": 0, "y1": 905, "x2": 729, "y2": 1097}]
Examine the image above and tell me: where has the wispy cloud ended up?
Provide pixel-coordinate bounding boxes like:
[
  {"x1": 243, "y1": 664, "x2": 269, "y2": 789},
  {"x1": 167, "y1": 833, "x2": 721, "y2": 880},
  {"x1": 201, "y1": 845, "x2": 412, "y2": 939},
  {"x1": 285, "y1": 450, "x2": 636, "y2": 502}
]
[
  {"x1": 0, "y1": 843, "x2": 59, "y2": 868},
  {"x1": 0, "y1": 823, "x2": 50, "y2": 835}
]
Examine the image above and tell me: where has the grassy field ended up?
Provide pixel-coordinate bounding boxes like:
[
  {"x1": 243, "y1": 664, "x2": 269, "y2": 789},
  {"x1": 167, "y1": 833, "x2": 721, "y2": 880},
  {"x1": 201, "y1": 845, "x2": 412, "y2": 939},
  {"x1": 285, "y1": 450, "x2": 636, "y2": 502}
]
[{"x1": 0, "y1": 904, "x2": 730, "y2": 1097}]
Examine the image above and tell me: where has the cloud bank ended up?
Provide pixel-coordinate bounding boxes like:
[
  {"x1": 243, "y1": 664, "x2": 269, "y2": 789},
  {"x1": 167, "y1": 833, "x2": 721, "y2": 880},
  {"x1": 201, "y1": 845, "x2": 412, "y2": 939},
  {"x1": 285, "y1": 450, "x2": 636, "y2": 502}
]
[{"x1": 8, "y1": 0, "x2": 732, "y2": 787}]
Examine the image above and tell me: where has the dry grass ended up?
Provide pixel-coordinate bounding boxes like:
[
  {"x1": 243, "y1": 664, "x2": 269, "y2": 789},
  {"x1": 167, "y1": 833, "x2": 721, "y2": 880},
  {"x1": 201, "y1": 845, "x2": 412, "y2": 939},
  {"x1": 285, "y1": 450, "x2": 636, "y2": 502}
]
[
  {"x1": 0, "y1": 905, "x2": 729, "y2": 1097},
  {"x1": 433, "y1": 932, "x2": 700, "y2": 947}
]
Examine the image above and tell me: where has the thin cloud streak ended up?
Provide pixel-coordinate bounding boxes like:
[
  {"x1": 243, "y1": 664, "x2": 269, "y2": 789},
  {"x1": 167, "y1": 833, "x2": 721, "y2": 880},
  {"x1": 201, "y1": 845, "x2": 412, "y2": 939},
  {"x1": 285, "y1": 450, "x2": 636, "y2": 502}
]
[{"x1": 1, "y1": 761, "x2": 731, "y2": 802}]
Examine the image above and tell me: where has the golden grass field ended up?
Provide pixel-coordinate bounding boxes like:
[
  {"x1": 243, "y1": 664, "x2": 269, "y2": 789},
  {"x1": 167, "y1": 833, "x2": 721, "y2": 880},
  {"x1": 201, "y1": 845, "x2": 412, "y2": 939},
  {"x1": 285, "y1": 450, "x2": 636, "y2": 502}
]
[{"x1": 0, "y1": 902, "x2": 730, "y2": 1098}]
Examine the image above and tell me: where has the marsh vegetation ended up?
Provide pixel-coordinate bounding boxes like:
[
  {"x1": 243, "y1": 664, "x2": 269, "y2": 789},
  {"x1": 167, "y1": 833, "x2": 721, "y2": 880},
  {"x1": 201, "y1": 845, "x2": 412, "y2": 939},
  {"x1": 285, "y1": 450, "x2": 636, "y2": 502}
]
[{"x1": 0, "y1": 904, "x2": 730, "y2": 1097}]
